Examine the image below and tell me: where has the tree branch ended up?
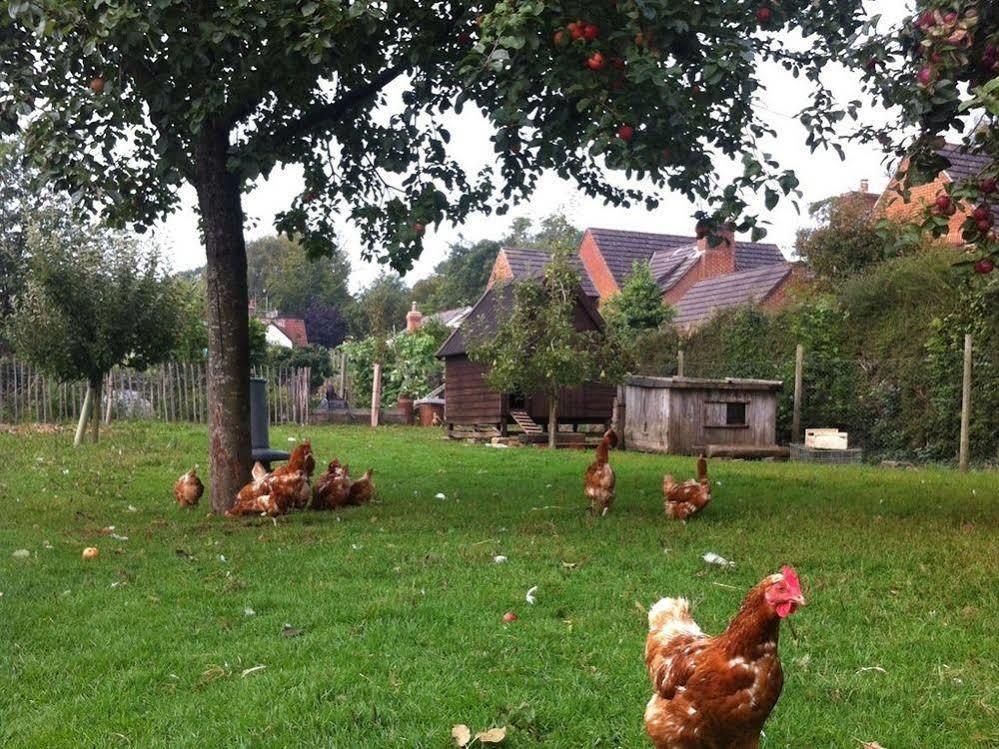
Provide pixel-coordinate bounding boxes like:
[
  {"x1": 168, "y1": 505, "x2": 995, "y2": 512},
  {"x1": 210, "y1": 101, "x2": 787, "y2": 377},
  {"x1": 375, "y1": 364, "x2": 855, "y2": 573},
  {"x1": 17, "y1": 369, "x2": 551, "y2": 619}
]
[{"x1": 242, "y1": 63, "x2": 408, "y2": 156}]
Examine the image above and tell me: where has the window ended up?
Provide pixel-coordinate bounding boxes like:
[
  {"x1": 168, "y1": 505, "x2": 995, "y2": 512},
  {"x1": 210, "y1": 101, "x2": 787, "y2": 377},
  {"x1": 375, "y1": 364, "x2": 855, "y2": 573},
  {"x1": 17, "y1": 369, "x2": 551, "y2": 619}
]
[
  {"x1": 725, "y1": 402, "x2": 747, "y2": 426},
  {"x1": 705, "y1": 400, "x2": 750, "y2": 428}
]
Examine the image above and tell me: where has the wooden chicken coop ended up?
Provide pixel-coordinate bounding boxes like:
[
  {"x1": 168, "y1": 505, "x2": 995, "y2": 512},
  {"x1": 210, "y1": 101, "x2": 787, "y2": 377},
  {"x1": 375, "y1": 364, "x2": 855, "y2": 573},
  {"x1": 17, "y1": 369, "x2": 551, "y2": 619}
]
[
  {"x1": 622, "y1": 376, "x2": 785, "y2": 457},
  {"x1": 435, "y1": 282, "x2": 615, "y2": 436}
]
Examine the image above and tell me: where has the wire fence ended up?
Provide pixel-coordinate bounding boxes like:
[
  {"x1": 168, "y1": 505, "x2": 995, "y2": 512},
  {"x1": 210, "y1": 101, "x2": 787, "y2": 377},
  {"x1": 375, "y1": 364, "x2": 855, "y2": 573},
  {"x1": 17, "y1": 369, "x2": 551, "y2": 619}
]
[
  {"x1": 0, "y1": 358, "x2": 314, "y2": 426},
  {"x1": 647, "y1": 339, "x2": 998, "y2": 465}
]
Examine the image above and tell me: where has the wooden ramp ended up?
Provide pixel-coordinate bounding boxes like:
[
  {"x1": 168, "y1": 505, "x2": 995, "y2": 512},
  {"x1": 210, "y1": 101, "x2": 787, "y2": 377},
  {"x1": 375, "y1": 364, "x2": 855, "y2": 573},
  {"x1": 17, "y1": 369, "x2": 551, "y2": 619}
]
[{"x1": 509, "y1": 409, "x2": 543, "y2": 436}]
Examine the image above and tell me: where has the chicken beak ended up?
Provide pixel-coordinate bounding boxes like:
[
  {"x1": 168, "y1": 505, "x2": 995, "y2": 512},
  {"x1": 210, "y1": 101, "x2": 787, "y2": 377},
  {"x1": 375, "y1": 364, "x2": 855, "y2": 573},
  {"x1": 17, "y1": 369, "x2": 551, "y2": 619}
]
[{"x1": 793, "y1": 593, "x2": 806, "y2": 607}]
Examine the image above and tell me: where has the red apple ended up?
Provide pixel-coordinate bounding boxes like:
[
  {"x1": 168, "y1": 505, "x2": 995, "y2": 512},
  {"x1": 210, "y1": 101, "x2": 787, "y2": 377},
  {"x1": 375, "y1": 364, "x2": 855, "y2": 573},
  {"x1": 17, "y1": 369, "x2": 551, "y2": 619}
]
[
  {"x1": 553, "y1": 29, "x2": 568, "y2": 47},
  {"x1": 583, "y1": 23, "x2": 599, "y2": 41},
  {"x1": 90, "y1": 77, "x2": 105, "y2": 93},
  {"x1": 586, "y1": 52, "x2": 606, "y2": 71},
  {"x1": 974, "y1": 257, "x2": 995, "y2": 274},
  {"x1": 617, "y1": 124, "x2": 634, "y2": 142},
  {"x1": 413, "y1": 222, "x2": 425, "y2": 235},
  {"x1": 691, "y1": 83, "x2": 702, "y2": 96},
  {"x1": 935, "y1": 193, "x2": 952, "y2": 210},
  {"x1": 569, "y1": 21, "x2": 585, "y2": 40},
  {"x1": 502, "y1": 611, "x2": 518, "y2": 623},
  {"x1": 756, "y1": 6, "x2": 773, "y2": 24},
  {"x1": 972, "y1": 205, "x2": 991, "y2": 221},
  {"x1": 977, "y1": 218, "x2": 992, "y2": 232},
  {"x1": 917, "y1": 66, "x2": 935, "y2": 85},
  {"x1": 981, "y1": 178, "x2": 996, "y2": 194}
]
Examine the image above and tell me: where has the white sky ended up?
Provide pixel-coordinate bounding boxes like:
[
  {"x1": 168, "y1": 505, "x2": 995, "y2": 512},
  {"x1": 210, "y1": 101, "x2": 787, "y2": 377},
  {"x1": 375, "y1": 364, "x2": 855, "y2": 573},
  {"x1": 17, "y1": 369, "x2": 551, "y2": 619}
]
[{"x1": 156, "y1": 2, "x2": 910, "y2": 292}]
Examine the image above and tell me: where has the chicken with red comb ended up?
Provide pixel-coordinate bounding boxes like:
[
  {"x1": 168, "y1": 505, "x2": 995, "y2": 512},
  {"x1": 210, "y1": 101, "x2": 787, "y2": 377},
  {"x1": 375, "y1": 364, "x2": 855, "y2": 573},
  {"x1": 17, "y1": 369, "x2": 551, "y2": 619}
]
[{"x1": 644, "y1": 567, "x2": 806, "y2": 748}]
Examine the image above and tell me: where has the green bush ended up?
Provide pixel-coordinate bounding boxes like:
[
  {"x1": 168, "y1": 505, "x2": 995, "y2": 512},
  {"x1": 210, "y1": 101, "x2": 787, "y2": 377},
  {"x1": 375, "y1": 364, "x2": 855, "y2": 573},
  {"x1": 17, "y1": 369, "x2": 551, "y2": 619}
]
[
  {"x1": 340, "y1": 321, "x2": 449, "y2": 408},
  {"x1": 678, "y1": 252, "x2": 998, "y2": 464}
]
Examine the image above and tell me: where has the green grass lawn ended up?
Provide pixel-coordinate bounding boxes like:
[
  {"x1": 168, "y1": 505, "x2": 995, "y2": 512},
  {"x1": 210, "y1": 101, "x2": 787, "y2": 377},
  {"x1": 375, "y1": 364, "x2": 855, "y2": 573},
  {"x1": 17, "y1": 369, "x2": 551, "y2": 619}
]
[{"x1": 0, "y1": 423, "x2": 996, "y2": 748}]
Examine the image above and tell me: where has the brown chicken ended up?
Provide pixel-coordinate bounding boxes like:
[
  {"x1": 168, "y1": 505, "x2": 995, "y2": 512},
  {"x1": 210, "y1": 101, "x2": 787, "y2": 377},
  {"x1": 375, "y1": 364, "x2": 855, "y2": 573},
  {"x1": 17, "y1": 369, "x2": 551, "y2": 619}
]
[
  {"x1": 584, "y1": 428, "x2": 618, "y2": 515},
  {"x1": 346, "y1": 468, "x2": 375, "y2": 506},
  {"x1": 273, "y1": 441, "x2": 316, "y2": 509},
  {"x1": 226, "y1": 443, "x2": 314, "y2": 518},
  {"x1": 312, "y1": 459, "x2": 353, "y2": 510},
  {"x1": 173, "y1": 467, "x2": 204, "y2": 508},
  {"x1": 644, "y1": 567, "x2": 806, "y2": 749},
  {"x1": 664, "y1": 456, "x2": 711, "y2": 520}
]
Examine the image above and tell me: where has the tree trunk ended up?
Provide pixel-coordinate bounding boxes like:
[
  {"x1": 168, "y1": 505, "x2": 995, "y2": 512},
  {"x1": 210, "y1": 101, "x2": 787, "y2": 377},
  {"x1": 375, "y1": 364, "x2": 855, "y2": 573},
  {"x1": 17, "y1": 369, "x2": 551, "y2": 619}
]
[
  {"x1": 548, "y1": 392, "x2": 558, "y2": 450},
  {"x1": 90, "y1": 378, "x2": 102, "y2": 443},
  {"x1": 194, "y1": 126, "x2": 252, "y2": 514},
  {"x1": 74, "y1": 384, "x2": 94, "y2": 447}
]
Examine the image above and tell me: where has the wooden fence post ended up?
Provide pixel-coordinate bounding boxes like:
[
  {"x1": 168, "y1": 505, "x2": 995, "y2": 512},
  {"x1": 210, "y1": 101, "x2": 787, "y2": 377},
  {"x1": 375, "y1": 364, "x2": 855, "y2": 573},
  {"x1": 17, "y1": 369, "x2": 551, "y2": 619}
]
[
  {"x1": 959, "y1": 334, "x2": 972, "y2": 472},
  {"x1": 792, "y1": 343, "x2": 804, "y2": 444},
  {"x1": 677, "y1": 349, "x2": 685, "y2": 377},
  {"x1": 371, "y1": 362, "x2": 382, "y2": 427},
  {"x1": 339, "y1": 352, "x2": 348, "y2": 401}
]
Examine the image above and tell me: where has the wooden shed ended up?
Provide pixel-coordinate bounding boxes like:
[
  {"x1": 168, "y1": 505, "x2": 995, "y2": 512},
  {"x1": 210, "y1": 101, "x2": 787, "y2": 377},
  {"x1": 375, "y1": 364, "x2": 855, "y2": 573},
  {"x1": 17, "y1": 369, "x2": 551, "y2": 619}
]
[
  {"x1": 436, "y1": 283, "x2": 615, "y2": 433},
  {"x1": 623, "y1": 376, "x2": 783, "y2": 455}
]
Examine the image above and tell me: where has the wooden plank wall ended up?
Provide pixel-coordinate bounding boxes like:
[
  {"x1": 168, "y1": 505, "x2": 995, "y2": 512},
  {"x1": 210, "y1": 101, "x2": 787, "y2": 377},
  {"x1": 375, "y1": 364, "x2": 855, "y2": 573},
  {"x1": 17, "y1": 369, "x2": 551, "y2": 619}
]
[
  {"x1": 624, "y1": 384, "x2": 778, "y2": 454},
  {"x1": 623, "y1": 384, "x2": 670, "y2": 451},
  {"x1": 443, "y1": 356, "x2": 504, "y2": 425},
  {"x1": 670, "y1": 388, "x2": 777, "y2": 453}
]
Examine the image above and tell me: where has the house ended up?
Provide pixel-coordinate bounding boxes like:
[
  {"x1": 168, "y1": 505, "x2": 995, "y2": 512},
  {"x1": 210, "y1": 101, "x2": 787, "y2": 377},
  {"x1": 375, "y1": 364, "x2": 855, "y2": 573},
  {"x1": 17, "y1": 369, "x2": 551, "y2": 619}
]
[
  {"x1": 264, "y1": 317, "x2": 309, "y2": 348},
  {"x1": 577, "y1": 226, "x2": 787, "y2": 305},
  {"x1": 435, "y1": 281, "x2": 615, "y2": 433},
  {"x1": 623, "y1": 376, "x2": 783, "y2": 456},
  {"x1": 876, "y1": 142, "x2": 996, "y2": 245},
  {"x1": 483, "y1": 224, "x2": 792, "y2": 329}
]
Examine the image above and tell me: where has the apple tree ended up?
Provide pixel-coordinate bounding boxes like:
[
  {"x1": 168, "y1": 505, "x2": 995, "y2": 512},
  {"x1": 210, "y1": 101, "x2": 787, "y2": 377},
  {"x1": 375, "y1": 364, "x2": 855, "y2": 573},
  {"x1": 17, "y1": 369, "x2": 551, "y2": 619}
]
[
  {"x1": 1, "y1": 0, "x2": 875, "y2": 511},
  {"x1": 854, "y1": 1, "x2": 999, "y2": 275}
]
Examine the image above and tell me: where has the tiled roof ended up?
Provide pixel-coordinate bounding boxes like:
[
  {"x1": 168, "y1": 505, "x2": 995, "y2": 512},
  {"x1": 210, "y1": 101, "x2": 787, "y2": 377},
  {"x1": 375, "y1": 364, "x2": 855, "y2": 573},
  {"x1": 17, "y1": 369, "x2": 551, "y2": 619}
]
[
  {"x1": 437, "y1": 278, "x2": 605, "y2": 358},
  {"x1": 586, "y1": 227, "x2": 785, "y2": 286},
  {"x1": 736, "y1": 242, "x2": 789, "y2": 270},
  {"x1": 938, "y1": 142, "x2": 991, "y2": 183},
  {"x1": 649, "y1": 245, "x2": 700, "y2": 290},
  {"x1": 936, "y1": 143, "x2": 999, "y2": 223},
  {"x1": 271, "y1": 317, "x2": 309, "y2": 347},
  {"x1": 501, "y1": 247, "x2": 599, "y2": 298},
  {"x1": 674, "y1": 264, "x2": 792, "y2": 327},
  {"x1": 426, "y1": 306, "x2": 472, "y2": 328}
]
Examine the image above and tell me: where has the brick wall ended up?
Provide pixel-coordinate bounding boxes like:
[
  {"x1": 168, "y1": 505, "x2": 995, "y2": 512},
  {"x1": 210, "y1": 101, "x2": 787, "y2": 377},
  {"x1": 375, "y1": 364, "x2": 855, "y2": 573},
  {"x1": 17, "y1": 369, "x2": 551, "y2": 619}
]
[
  {"x1": 880, "y1": 171, "x2": 967, "y2": 245},
  {"x1": 578, "y1": 231, "x2": 620, "y2": 301},
  {"x1": 663, "y1": 230, "x2": 735, "y2": 305}
]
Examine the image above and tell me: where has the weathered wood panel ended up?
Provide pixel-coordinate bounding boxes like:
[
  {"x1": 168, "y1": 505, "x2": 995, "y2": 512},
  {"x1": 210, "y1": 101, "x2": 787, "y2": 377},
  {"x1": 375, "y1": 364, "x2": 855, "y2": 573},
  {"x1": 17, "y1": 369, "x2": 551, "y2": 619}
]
[
  {"x1": 444, "y1": 356, "x2": 503, "y2": 425},
  {"x1": 622, "y1": 384, "x2": 670, "y2": 452},
  {"x1": 624, "y1": 380, "x2": 779, "y2": 455}
]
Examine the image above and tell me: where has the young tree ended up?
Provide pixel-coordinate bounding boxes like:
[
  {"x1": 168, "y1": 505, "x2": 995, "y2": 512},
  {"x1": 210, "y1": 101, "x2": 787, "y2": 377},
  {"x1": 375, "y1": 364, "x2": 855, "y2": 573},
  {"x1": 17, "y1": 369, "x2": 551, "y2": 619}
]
[
  {"x1": 0, "y1": 1, "x2": 876, "y2": 509},
  {"x1": 602, "y1": 261, "x2": 673, "y2": 332},
  {"x1": 470, "y1": 246, "x2": 625, "y2": 448},
  {"x1": 5, "y1": 227, "x2": 180, "y2": 445}
]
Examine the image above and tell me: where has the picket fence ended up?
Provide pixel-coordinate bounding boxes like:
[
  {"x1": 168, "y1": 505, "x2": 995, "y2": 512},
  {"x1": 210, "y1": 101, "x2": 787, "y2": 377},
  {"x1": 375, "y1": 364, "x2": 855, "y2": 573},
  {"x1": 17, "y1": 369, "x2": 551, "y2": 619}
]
[{"x1": 0, "y1": 358, "x2": 313, "y2": 426}]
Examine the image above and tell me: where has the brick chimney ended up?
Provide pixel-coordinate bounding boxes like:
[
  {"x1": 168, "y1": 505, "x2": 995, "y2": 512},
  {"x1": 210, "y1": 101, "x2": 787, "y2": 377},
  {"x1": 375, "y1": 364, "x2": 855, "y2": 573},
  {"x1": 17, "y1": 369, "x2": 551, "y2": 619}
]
[
  {"x1": 696, "y1": 223, "x2": 736, "y2": 279},
  {"x1": 406, "y1": 302, "x2": 423, "y2": 333}
]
